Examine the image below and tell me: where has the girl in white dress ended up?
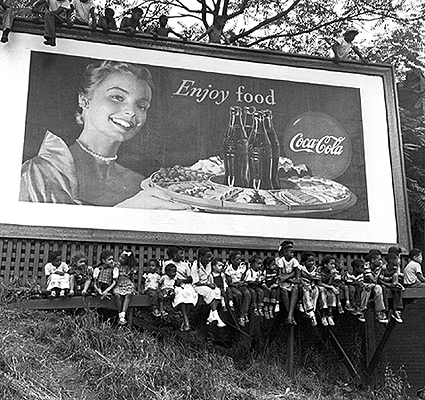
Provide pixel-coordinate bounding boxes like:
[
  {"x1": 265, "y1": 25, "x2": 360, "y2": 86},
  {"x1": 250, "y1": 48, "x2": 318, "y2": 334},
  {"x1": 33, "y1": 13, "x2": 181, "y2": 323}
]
[
  {"x1": 167, "y1": 246, "x2": 198, "y2": 331},
  {"x1": 192, "y1": 247, "x2": 225, "y2": 328},
  {"x1": 44, "y1": 251, "x2": 70, "y2": 297}
]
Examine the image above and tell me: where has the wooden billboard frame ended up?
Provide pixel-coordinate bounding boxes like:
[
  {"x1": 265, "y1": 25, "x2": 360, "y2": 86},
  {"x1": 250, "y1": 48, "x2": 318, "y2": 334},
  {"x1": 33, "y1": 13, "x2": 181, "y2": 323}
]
[{"x1": 0, "y1": 19, "x2": 411, "y2": 253}]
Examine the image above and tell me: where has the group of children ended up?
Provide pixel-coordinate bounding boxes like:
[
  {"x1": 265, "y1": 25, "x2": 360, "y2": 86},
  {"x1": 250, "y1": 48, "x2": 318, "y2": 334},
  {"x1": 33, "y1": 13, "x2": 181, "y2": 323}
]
[
  {"x1": 1, "y1": 1, "x2": 367, "y2": 63},
  {"x1": 29, "y1": 0, "x2": 185, "y2": 47},
  {"x1": 42, "y1": 241, "x2": 425, "y2": 331},
  {"x1": 44, "y1": 249, "x2": 137, "y2": 325}
]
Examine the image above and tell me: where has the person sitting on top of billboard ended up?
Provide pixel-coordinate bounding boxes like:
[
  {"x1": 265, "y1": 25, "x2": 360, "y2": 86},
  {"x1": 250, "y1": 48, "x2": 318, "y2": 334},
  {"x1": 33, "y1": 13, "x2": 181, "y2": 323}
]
[
  {"x1": 98, "y1": 7, "x2": 117, "y2": 33},
  {"x1": 32, "y1": 0, "x2": 72, "y2": 46},
  {"x1": 331, "y1": 28, "x2": 367, "y2": 63},
  {"x1": 120, "y1": 7, "x2": 143, "y2": 36},
  {"x1": 69, "y1": 0, "x2": 96, "y2": 31},
  {"x1": 197, "y1": 15, "x2": 230, "y2": 44},
  {"x1": 149, "y1": 14, "x2": 186, "y2": 40},
  {"x1": 0, "y1": 0, "x2": 14, "y2": 43}
]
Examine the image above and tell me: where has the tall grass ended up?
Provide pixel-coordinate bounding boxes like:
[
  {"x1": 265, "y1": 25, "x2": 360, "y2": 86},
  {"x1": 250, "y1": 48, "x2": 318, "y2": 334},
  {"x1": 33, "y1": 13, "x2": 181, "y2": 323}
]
[{"x1": 0, "y1": 281, "x2": 412, "y2": 400}]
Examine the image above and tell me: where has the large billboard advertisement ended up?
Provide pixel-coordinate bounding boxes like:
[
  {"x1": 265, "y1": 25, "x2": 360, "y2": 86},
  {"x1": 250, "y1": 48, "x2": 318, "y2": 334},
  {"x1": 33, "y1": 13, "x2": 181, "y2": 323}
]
[{"x1": 0, "y1": 31, "x2": 410, "y2": 251}]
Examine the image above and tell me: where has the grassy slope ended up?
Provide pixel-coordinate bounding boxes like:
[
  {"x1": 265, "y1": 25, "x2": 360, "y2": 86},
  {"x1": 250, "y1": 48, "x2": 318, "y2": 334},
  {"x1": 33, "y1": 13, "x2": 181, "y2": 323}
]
[{"x1": 0, "y1": 306, "x2": 408, "y2": 400}]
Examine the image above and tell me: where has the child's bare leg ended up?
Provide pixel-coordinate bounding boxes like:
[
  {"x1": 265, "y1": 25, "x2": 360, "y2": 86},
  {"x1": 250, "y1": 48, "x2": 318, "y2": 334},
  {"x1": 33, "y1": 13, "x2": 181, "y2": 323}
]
[
  {"x1": 114, "y1": 293, "x2": 123, "y2": 313},
  {"x1": 180, "y1": 303, "x2": 190, "y2": 330},
  {"x1": 337, "y1": 294, "x2": 344, "y2": 313},
  {"x1": 69, "y1": 275, "x2": 76, "y2": 293},
  {"x1": 287, "y1": 285, "x2": 298, "y2": 324},
  {"x1": 343, "y1": 285, "x2": 352, "y2": 310},
  {"x1": 122, "y1": 294, "x2": 131, "y2": 315},
  {"x1": 82, "y1": 279, "x2": 91, "y2": 295}
]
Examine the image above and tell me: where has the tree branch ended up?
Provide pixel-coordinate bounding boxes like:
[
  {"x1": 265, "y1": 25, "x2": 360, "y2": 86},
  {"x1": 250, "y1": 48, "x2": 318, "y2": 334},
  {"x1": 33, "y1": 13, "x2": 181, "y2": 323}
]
[{"x1": 228, "y1": 0, "x2": 302, "y2": 43}]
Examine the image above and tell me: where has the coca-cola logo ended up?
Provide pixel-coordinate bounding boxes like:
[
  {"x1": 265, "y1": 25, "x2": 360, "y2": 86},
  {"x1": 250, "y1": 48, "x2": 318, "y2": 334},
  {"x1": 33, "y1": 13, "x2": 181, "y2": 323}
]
[
  {"x1": 289, "y1": 133, "x2": 345, "y2": 155},
  {"x1": 283, "y1": 112, "x2": 352, "y2": 179}
]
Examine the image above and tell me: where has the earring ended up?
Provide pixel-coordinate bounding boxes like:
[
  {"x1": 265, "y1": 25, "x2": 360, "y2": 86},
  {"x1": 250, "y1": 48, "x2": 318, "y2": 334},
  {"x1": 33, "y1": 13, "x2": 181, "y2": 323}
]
[{"x1": 79, "y1": 98, "x2": 89, "y2": 108}]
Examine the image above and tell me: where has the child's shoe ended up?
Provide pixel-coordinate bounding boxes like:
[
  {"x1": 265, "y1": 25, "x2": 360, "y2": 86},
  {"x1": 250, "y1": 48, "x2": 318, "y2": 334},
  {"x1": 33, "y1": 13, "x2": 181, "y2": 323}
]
[
  {"x1": 357, "y1": 311, "x2": 366, "y2": 322},
  {"x1": 221, "y1": 299, "x2": 227, "y2": 311},
  {"x1": 274, "y1": 303, "x2": 280, "y2": 313},
  {"x1": 258, "y1": 308, "x2": 264, "y2": 317},
  {"x1": 207, "y1": 310, "x2": 215, "y2": 325},
  {"x1": 81, "y1": 290, "x2": 87, "y2": 296},
  {"x1": 310, "y1": 314, "x2": 317, "y2": 327},
  {"x1": 49, "y1": 291, "x2": 56, "y2": 298},
  {"x1": 392, "y1": 310, "x2": 403, "y2": 323},
  {"x1": 327, "y1": 316, "x2": 335, "y2": 326},
  {"x1": 264, "y1": 310, "x2": 270, "y2": 320},
  {"x1": 345, "y1": 303, "x2": 355, "y2": 312},
  {"x1": 43, "y1": 37, "x2": 56, "y2": 47},
  {"x1": 253, "y1": 308, "x2": 260, "y2": 317},
  {"x1": 229, "y1": 300, "x2": 235, "y2": 311},
  {"x1": 244, "y1": 315, "x2": 249, "y2": 324},
  {"x1": 375, "y1": 311, "x2": 389, "y2": 324},
  {"x1": 68, "y1": 290, "x2": 75, "y2": 297},
  {"x1": 118, "y1": 312, "x2": 127, "y2": 325},
  {"x1": 212, "y1": 311, "x2": 226, "y2": 328},
  {"x1": 152, "y1": 309, "x2": 161, "y2": 317},
  {"x1": 161, "y1": 310, "x2": 168, "y2": 318},
  {"x1": 238, "y1": 317, "x2": 245, "y2": 327},
  {"x1": 297, "y1": 302, "x2": 305, "y2": 312},
  {"x1": 321, "y1": 316, "x2": 328, "y2": 326},
  {"x1": 337, "y1": 304, "x2": 344, "y2": 314},
  {"x1": 216, "y1": 318, "x2": 226, "y2": 328},
  {"x1": 59, "y1": 290, "x2": 66, "y2": 297},
  {"x1": 1, "y1": 29, "x2": 10, "y2": 43}
]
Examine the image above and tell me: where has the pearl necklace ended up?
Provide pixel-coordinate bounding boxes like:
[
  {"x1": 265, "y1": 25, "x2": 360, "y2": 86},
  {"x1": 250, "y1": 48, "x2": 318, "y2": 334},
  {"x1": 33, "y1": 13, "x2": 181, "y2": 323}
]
[{"x1": 76, "y1": 139, "x2": 118, "y2": 163}]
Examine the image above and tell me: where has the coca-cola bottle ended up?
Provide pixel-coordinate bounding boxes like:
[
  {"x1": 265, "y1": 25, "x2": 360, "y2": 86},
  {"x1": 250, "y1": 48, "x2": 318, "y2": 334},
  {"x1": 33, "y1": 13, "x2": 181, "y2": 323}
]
[
  {"x1": 243, "y1": 106, "x2": 256, "y2": 136},
  {"x1": 262, "y1": 109, "x2": 281, "y2": 190},
  {"x1": 223, "y1": 106, "x2": 249, "y2": 187},
  {"x1": 248, "y1": 111, "x2": 272, "y2": 190}
]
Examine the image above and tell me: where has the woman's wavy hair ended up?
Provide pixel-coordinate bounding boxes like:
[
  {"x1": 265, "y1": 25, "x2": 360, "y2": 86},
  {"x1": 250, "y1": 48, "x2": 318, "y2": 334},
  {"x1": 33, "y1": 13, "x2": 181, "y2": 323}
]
[{"x1": 75, "y1": 60, "x2": 155, "y2": 126}]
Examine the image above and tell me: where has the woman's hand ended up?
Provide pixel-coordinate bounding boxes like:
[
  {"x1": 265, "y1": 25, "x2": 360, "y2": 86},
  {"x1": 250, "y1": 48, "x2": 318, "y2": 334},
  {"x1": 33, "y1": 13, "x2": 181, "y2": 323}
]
[{"x1": 117, "y1": 185, "x2": 192, "y2": 210}]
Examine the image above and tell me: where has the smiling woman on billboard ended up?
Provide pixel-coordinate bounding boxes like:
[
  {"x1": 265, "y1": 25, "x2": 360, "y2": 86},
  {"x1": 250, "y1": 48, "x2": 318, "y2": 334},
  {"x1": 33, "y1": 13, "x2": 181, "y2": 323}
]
[{"x1": 19, "y1": 59, "x2": 186, "y2": 209}]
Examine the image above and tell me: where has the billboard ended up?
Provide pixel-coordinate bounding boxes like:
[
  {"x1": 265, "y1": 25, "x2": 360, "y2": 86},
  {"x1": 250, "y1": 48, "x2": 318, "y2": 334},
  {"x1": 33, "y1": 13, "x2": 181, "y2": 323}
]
[{"x1": 0, "y1": 30, "x2": 410, "y2": 251}]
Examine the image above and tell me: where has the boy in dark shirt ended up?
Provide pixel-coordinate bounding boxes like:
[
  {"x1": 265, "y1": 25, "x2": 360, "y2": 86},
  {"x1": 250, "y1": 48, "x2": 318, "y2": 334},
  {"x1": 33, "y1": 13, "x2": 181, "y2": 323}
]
[
  {"x1": 358, "y1": 250, "x2": 388, "y2": 324},
  {"x1": 380, "y1": 252, "x2": 404, "y2": 323},
  {"x1": 98, "y1": 7, "x2": 117, "y2": 33},
  {"x1": 120, "y1": 7, "x2": 142, "y2": 36},
  {"x1": 150, "y1": 14, "x2": 185, "y2": 39}
]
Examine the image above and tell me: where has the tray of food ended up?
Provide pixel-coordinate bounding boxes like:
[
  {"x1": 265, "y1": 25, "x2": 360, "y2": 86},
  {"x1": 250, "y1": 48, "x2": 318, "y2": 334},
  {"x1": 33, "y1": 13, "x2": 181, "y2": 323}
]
[{"x1": 143, "y1": 157, "x2": 357, "y2": 216}]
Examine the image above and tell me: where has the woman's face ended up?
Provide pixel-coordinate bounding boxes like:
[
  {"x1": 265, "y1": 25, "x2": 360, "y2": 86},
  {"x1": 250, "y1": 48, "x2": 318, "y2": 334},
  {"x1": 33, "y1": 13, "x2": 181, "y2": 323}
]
[{"x1": 81, "y1": 72, "x2": 152, "y2": 143}]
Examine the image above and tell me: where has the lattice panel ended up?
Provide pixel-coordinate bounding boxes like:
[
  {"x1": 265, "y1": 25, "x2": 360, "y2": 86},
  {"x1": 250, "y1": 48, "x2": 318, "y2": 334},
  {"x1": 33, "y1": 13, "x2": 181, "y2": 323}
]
[{"x1": 0, "y1": 237, "x2": 404, "y2": 286}]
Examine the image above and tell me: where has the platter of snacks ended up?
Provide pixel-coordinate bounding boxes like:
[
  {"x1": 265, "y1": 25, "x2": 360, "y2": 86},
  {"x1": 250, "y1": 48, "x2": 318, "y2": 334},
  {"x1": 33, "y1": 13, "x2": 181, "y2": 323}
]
[{"x1": 142, "y1": 157, "x2": 357, "y2": 216}]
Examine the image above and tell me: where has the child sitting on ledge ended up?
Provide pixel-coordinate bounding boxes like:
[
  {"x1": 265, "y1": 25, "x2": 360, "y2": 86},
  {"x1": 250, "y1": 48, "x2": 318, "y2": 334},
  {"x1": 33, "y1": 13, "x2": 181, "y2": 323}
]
[{"x1": 44, "y1": 250, "x2": 71, "y2": 298}]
